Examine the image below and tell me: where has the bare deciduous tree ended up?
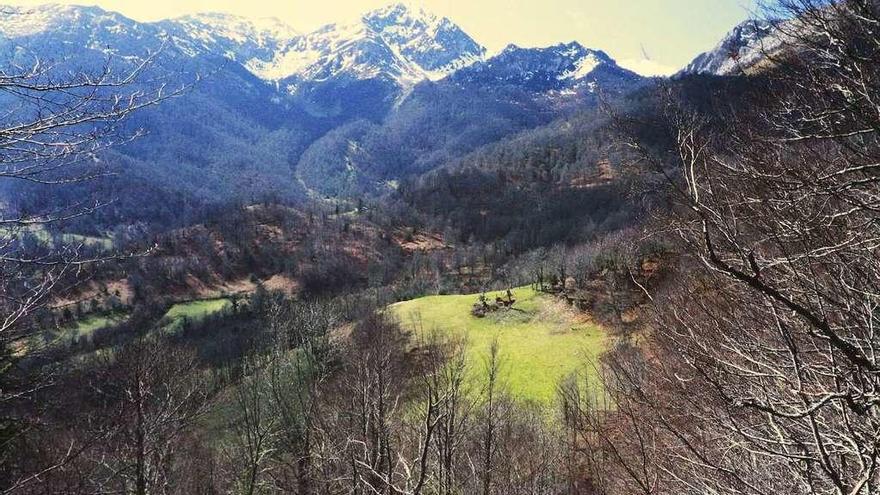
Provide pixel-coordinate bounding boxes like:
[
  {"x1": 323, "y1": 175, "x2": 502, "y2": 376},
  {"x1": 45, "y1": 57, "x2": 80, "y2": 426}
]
[
  {"x1": 598, "y1": 1, "x2": 880, "y2": 493},
  {"x1": 0, "y1": 41, "x2": 182, "y2": 493}
]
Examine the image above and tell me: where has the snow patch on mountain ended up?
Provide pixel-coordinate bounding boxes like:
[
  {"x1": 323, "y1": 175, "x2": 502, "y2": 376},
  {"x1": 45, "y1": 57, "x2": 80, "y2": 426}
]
[
  {"x1": 250, "y1": 3, "x2": 486, "y2": 90},
  {"x1": 158, "y1": 12, "x2": 298, "y2": 67},
  {"x1": 682, "y1": 19, "x2": 780, "y2": 76},
  {"x1": 0, "y1": 4, "x2": 78, "y2": 37},
  {"x1": 363, "y1": 3, "x2": 485, "y2": 73},
  {"x1": 560, "y1": 52, "x2": 601, "y2": 80},
  {"x1": 173, "y1": 13, "x2": 298, "y2": 46},
  {"x1": 0, "y1": 3, "x2": 149, "y2": 43},
  {"x1": 255, "y1": 20, "x2": 425, "y2": 88},
  {"x1": 453, "y1": 41, "x2": 627, "y2": 93}
]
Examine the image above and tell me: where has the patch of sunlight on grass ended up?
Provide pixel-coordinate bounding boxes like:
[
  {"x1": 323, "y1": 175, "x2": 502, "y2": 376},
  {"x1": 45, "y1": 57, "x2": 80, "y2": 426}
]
[
  {"x1": 162, "y1": 298, "x2": 232, "y2": 331},
  {"x1": 390, "y1": 286, "x2": 606, "y2": 406}
]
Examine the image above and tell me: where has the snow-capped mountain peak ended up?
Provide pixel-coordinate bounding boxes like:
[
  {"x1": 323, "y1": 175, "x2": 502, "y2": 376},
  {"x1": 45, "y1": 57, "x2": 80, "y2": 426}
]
[
  {"x1": 243, "y1": 3, "x2": 485, "y2": 90},
  {"x1": 157, "y1": 13, "x2": 298, "y2": 65},
  {"x1": 450, "y1": 40, "x2": 639, "y2": 97},
  {"x1": 0, "y1": 3, "x2": 83, "y2": 37},
  {"x1": 364, "y1": 3, "x2": 436, "y2": 25},
  {"x1": 0, "y1": 4, "x2": 140, "y2": 39},
  {"x1": 553, "y1": 42, "x2": 612, "y2": 79},
  {"x1": 681, "y1": 19, "x2": 780, "y2": 76},
  {"x1": 0, "y1": 2, "x2": 484, "y2": 90},
  {"x1": 172, "y1": 13, "x2": 298, "y2": 45},
  {"x1": 256, "y1": 19, "x2": 428, "y2": 86},
  {"x1": 361, "y1": 3, "x2": 485, "y2": 76}
]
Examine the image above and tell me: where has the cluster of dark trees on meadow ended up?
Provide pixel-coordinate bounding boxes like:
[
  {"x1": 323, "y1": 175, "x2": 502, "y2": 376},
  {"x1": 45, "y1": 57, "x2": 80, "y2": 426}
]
[{"x1": 4, "y1": 0, "x2": 880, "y2": 493}]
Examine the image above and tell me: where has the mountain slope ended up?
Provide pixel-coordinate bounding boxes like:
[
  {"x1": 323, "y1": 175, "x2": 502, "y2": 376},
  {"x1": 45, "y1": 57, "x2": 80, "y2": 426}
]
[
  {"x1": 293, "y1": 47, "x2": 647, "y2": 198},
  {"x1": 452, "y1": 42, "x2": 638, "y2": 93},
  {"x1": 254, "y1": 3, "x2": 486, "y2": 119},
  {"x1": 254, "y1": 3, "x2": 485, "y2": 85},
  {"x1": 362, "y1": 3, "x2": 485, "y2": 78},
  {"x1": 681, "y1": 20, "x2": 779, "y2": 76},
  {"x1": 0, "y1": 4, "x2": 323, "y2": 229},
  {"x1": 157, "y1": 13, "x2": 298, "y2": 66},
  {"x1": 398, "y1": 105, "x2": 641, "y2": 252},
  {"x1": 0, "y1": 2, "x2": 650, "y2": 228},
  {"x1": 0, "y1": 3, "x2": 485, "y2": 117}
]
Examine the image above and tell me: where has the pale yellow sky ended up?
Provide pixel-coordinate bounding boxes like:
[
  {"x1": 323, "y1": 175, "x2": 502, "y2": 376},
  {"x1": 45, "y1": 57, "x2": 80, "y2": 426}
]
[{"x1": 4, "y1": 0, "x2": 758, "y2": 74}]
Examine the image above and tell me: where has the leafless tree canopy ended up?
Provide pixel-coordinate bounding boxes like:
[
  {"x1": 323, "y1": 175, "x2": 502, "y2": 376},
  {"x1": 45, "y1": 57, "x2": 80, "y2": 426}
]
[
  {"x1": 0, "y1": 44, "x2": 180, "y2": 493},
  {"x1": 592, "y1": 1, "x2": 880, "y2": 493},
  {"x1": 0, "y1": 48, "x2": 177, "y2": 351}
]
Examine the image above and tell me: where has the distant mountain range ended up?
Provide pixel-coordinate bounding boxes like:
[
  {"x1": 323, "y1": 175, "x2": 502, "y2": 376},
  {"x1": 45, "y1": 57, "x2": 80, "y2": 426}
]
[
  {"x1": 161, "y1": 4, "x2": 486, "y2": 89},
  {"x1": 0, "y1": 3, "x2": 645, "y2": 113},
  {"x1": 0, "y1": 2, "x2": 767, "y2": 230}
]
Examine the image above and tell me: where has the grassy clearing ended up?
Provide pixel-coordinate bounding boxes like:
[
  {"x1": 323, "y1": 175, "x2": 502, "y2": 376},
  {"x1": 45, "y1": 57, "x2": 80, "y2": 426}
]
[
  {"x1": 70, "y1": 311, "x2": 129, "y2": 338},
  {"x1": 0, "y1": 225, "x2": 113, "y2": 249},
  {"x1": 162, "y1": 298, "x2": 231, "y2": 331},
  {"x1": 60, "y1": 232, "x2": 113, "y2": 249},
  {"x1": 390, "y1": 286, "x2": 606, "y2": 406},
  {"x1": 25, "y1": 310, "x2": 130, "y2": 354}
]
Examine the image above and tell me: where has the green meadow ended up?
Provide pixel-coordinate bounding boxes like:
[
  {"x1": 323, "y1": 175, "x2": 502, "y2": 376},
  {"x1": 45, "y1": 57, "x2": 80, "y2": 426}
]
[
  {"x1": 70, "y1": 311, "x2": 129, "y2": 338},
  {"x1": 162, "y1": 298, "x2": 232, "y2": 331},
  {"x1": 390, "y1": 286, "x2": 606, "y2": 405},
  {"x1": 41, "y1": 311, "x2": 130, "y2": 350},
  {"x1": 1, "y1": 225, "x2": 113, "y2": 250}
]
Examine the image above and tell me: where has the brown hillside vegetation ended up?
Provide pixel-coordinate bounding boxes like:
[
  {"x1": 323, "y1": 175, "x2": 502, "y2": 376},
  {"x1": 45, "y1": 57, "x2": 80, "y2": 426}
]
[{"x1": 55, "y1": 204, "x2": 438, "y2": 308}]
